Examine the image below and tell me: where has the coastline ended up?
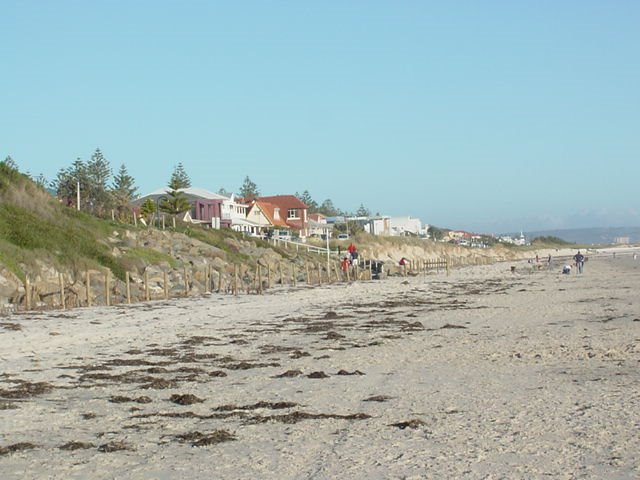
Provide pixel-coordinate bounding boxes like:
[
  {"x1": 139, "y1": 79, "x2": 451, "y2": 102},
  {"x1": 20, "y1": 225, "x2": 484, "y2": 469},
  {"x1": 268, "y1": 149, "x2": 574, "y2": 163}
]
[{"x1": 1, "y1": 249, "x2": 639, "y2": 479}]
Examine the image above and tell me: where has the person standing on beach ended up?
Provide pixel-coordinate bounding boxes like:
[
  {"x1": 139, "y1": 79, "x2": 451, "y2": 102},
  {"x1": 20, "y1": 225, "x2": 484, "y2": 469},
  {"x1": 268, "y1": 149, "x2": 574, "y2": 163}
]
[
  {"x1": 574, "y1": 251, "x2": 585, "y2": 274},
  {"x1": 548, "y1": 254, "x2": 552, "y2": 270}
]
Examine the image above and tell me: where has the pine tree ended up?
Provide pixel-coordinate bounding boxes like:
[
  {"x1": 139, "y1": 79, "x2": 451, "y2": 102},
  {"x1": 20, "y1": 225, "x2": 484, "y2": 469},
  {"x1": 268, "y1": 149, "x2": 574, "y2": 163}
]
[
  {"x1": 239, "y1": 175, "x2": 259, "y2": 199},
  {"x1": 140, "y1": 198, "x2": 156, "y2": 225},
  {"x1": 356, "y1": 204, "x2": 371, "y2": 217},
  {"x1": 161, "y1": 165, "x2": 191, "y2": 222},
  {"x1": 318, "y1": 199, "x2": 340, "y2": 217},
  {"x1": 298, "y1": 190, "x2": 318, "y2": 212},
  {"x1": 86, "y1": 148, "x2": 113, "y2": 216},
  {"x1": 160, "y1": 190, "x2": 191, "y2": 217},
  {"x1": 111, "y1": 164, "x2": 138, "y2": 221},
  {"x1": 170, "y1": 163, "x2": 191, "y2": 189},
  {"x1": 51, "y1": 158, "x2": 88, "y2": 208}
]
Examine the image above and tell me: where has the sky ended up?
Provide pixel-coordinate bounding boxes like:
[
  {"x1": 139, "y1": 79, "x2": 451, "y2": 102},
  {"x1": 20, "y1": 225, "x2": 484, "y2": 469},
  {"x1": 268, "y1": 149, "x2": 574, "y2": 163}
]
[{"x1": 2, "y1": 1, "x2": 639, "y2": 234}]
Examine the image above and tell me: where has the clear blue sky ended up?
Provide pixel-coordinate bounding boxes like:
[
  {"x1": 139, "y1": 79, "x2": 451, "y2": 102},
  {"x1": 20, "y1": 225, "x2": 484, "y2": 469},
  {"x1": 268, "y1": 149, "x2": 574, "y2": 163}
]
[{"x1": 2, "y1": 1, "x2": 639, "y2": 233}]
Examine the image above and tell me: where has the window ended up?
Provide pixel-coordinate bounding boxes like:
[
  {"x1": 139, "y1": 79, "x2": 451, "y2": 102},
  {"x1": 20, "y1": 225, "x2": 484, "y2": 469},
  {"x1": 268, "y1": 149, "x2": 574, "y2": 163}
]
[{"x1": 288, "y1": 208, "x2": 299, "y2": 219}]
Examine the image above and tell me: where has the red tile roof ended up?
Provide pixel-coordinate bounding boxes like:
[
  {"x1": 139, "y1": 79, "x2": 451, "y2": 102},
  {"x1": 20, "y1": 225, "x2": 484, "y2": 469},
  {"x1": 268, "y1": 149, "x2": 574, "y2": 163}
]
[
  {"x1": 256, "y1": 195, "x2": 308, "y2": 210},
  {"x1": 248, "y1": 200, "x2": 288, "y2": 228},
  {"x1": 244, "y1": 195, "x2": 308, "y2": 232}
]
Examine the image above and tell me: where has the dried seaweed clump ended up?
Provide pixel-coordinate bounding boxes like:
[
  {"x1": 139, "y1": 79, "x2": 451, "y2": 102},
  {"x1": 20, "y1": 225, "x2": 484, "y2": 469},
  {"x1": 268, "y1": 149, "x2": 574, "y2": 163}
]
[
  {"x1": 0, "y1": 381, "x2": 54, "y2": 399},
  {"x1": 0, "y1": 442, "x2": 37, "y2": 455},
  {"x1": 59, "y1": 441, "x2": 95, "y2": 451},
  {"x1": 169, "y1": 394, "x2": 204, "y2": 405},
  {"x1": 97, "y1": 441, "x2": 134, "y2": 452},
  {"x1": 174, "y1": 430, "x2": 236, "y2": 446}
]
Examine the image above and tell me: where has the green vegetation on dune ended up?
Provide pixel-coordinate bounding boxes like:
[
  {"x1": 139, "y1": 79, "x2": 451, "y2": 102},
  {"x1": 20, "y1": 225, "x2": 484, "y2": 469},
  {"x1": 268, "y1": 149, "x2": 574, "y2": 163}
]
[
  {"x1": 0, "y1": 201, "x2": 127, "y2": 280},
  {"x1": 531, "y1": 236, "x2": 575, "y2": 247},
  {"x1": 123, "y1": 247, "x2": 178, "y2": 269},
  {"x1": 0, "y1": 164, "x2": 128, "y2": 280},
  {"x1": 183, "y1": 226, "x2": 252, "y2": 263}
]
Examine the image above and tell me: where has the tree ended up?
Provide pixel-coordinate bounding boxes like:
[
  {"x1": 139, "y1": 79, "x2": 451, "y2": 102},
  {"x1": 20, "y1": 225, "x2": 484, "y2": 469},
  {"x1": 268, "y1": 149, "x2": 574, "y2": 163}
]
[
  {"x1": 159, "y1": 189, "x2": 191, "y2": 219},
  {"x1": 428, "y1": 225, "x2": 445, "y2": 241},
  {"x1": 51, "y1": 158, "x2": 88, "y2": 208},
  {"x1": 161, "y1": 166, "x2": 192, "y2": 224},
  {"x1": 297, "y1": 190, "x2": 318, "y2": 212},
  {"x1": 85, "y1": 148, "x2": 113, "y2": 216},
  {"x1": 140, "y1": 198, "x2": 156, "y2": 225},
  {"x1": 217, "y1": 187, "x2": 232, "y2": 197},
  {"x1": 318, "y1": 198, "x2": 340, "y2": 217},
  {"x1": 170, "y1": 163, "x2": 191, "y2": 189},
  {"x1": 356, "y1": 204, "x2": 371, "y2": 217},
  {"x1": 111, "y1": 164, "x2": 138, "y2": 221},
  {"x1": 239, "y1": 175, "x2": 259, "y2": 198}
]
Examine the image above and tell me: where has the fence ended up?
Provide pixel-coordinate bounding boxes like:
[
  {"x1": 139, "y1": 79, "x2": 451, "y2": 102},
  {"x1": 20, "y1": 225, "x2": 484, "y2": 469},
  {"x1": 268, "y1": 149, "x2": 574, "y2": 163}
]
[{"x1": 4, "y1": 254, "x2": 497, "y2": 314}]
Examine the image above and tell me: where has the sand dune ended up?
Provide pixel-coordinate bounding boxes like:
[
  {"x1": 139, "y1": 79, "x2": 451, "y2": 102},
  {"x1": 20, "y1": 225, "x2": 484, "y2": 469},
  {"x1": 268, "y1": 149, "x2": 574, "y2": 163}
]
[{"x1": 1, "y1": 249, "x2": 639, "y2": 479}]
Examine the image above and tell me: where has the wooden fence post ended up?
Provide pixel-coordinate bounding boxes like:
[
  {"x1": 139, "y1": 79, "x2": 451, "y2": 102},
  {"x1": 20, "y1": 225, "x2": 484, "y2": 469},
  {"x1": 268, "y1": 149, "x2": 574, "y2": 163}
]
[
  {"x1": 164, "y1": 271, "x2": 169, "y2": 299},
  {"x1": 86, "y1": 270, "x2": 91, "y2": 307},
  {"x1": 257, "y1": 265, "x2": 263, "y2": 294},
  {"x1": 59, "y1": 273, "x2": 65, "y2": 310},
  {"x1": 104, "y1": 270, "x2": 110, "y2": 307},
  {"x1": 305, "y1": 263, "x2": 310, "y2": 284},
  {"x1": 234, "y1": 264, "x2": 239, "y2": 296},
  {"x1": 24, "y1": 278, "x2": 31, "y2": 311},
  {"x1": 126, "y1": 272, "x2": 131, "y2": 304},
  {"x1": 317, "y1": 263, "x2": 322, "y2": 286},
  {"x1": 267, "y1": 264, "x2": 272, "y2": 289},
  {"x1": 183, "y1": 267, "x2": 189, "y2": 296},
  {"x1": 292, "y1": 264, "x2": 297, "y2": 287},
  {"x1": 144, "y1": 270, "x2": 150, "y2": 301}
]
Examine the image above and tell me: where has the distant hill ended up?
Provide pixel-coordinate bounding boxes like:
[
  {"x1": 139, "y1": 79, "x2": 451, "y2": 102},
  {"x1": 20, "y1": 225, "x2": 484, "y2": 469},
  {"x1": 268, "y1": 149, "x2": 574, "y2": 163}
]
[{"x1": 524, "y1": 227, "x2": 640, "y2": 246}]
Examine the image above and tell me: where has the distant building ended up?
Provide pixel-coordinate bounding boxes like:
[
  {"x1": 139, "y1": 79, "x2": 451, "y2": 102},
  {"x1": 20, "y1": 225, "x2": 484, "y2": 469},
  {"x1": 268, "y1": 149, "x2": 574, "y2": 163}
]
[
  {"x1": 615, "y1": 236, "x2": 630, "y2": 245},
  {"x1": 326, "y1": 215, "x2": 391, "y2": 236},
  {"x1": 135, "y1": 187, "x2": 230, "y2": 227},
  {"x1": 390, "y1": 216, "x2": 428, "y2": 237},
  {"x1": 498, "y1": 231, "x2": 528, "y2": 246},
  {"x1": 308, "y1": 213, "x2": 333, "y2": 238},
  {"x1": 242, "y1": 195, "x2": 309, "y2": 237},
  {"x1": 363, "y1": 216, "x2": 391, "y2": 236}
]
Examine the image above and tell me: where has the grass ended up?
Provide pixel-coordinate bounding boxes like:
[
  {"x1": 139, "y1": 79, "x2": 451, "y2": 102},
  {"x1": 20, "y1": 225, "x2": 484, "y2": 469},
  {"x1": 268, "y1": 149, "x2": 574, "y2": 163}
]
[
  {"x1": 124, "y1": 247, "x2": 178, "y2": 268},
  {"x1": 182, "y1": 226, "x2": 253, "y2": 263},
  {"x1": 0, "y1": 202, "x2": 128, "y2": 280}
]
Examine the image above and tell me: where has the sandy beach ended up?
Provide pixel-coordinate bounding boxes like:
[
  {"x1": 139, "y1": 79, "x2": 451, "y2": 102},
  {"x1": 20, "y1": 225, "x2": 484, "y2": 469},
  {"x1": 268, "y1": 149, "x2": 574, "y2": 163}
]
[{"x1": 1, "y1": 249, "x2": 639, "y2": 479}]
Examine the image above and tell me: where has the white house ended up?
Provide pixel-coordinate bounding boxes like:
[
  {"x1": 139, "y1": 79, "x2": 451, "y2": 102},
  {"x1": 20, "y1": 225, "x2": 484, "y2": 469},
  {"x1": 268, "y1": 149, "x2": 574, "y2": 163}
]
[
  {"x1": 390, "y1": 216, "x2": 427, "y2": 237},
  {"x1": 363, "y1": 216, "x2": 391, "y2": 236}
]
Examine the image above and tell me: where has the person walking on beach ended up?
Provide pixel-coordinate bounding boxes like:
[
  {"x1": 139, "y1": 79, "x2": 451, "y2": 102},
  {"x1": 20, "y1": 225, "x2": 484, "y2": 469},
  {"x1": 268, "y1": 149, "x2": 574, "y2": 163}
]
[
  {"x1": 340, "y1": 256, "x2": 350, "y2": 280},
  {"x1": 547, "y1": 254, "x2": 552, "y2": 270},
  {"x1": 574, "y1": 250, "x2": 585, "y2": 274}
]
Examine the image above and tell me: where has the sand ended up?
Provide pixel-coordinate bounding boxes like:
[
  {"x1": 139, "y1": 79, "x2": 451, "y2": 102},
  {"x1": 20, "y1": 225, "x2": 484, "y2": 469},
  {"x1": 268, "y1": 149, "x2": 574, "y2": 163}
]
[{"x1": 1, "y1": 249, "x2": 639, "y2": 479}]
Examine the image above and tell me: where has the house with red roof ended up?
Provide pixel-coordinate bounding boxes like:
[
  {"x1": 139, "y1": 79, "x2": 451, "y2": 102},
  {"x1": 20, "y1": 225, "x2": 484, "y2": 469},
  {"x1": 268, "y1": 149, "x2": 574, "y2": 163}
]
[{"x1": 244, "y1": 195, "x2": 309, "y2": 238}]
